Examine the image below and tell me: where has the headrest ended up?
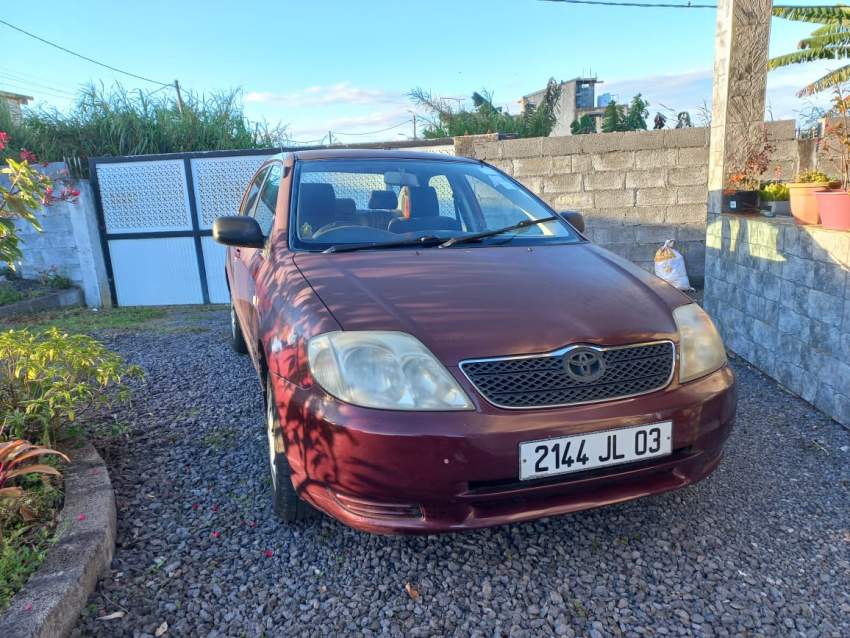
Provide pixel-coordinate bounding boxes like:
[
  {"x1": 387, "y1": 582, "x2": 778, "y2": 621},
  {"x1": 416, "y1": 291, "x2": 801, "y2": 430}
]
[
  {"x1": 298, "y1": 183, "x2": 337, "y2": 230},
  {"x1": 368, "y1": 190, "x2": 398, "y2": 210},
  {"x1": 408, "y1": 186, "x2": 439, "y2": 218},
  {"x1": 335, "y1": 198, "x2": 356, "y2": 218}
]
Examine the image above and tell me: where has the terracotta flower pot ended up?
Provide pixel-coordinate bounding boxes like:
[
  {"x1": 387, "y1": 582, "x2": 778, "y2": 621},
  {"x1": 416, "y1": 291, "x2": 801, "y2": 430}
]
[
  {"x1": 814, "y1": 189, "x2": 850, "y2": 230},
  {"x1": 722, "y1": 190, "x2": 760, "y2": 213},
  {"x1": 787, "y1": 182, "x2": 828, "y2": 225}
]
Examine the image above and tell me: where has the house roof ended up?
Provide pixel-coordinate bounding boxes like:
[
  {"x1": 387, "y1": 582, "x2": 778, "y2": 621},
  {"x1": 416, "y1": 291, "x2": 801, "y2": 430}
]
[{"x1": 0, "y1": 90, "x2": 33, "y2": 104}]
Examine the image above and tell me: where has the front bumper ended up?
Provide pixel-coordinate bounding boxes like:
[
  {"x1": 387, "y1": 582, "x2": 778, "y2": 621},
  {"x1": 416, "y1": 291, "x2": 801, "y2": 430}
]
[{"x1": 269, "y1": 365, "x2": 736, "y2": 534}]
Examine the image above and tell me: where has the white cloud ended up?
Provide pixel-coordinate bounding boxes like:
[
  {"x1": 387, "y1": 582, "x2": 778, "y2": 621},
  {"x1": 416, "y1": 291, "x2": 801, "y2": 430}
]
[{"x1": 245, "y1": 82, "x2": 403, "y2": 108}]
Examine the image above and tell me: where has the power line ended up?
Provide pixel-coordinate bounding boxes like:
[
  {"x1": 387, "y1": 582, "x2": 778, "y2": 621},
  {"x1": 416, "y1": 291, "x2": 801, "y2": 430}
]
[
  {"x1": 333, "y1": 119, "x2": 413, "y2": 137},
  {"x1": 0, "y1": 19, "x2": 170, "y2": 86},
  {"x1": 541, "y1": 0, "x2": 716, "y2": 8}
]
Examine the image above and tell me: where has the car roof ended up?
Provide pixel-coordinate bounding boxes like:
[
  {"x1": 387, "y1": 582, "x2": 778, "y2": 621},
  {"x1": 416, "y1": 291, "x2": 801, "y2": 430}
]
[{"x1": 285, "y1": 148, "x2": 478, "y2": 163}]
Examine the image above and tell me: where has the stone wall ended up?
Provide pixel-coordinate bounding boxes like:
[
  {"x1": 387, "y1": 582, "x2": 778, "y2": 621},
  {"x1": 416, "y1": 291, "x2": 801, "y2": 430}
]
[
  {"x1": 455, "y1": 121, "x2": 797, "y2": 282},
  {"x1": 704, "y1": 214, "x2": 849, "y2": 426},
  {"x1": 14, "y1": 179, "x2": 110, "y2": 307}
]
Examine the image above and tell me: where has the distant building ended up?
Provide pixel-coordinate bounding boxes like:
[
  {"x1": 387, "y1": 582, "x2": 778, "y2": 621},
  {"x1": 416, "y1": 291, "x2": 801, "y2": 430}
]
[
  {"x1": 520, "y1": 78, "x2": 605, "y2": 136},
  {"x1": 597, "y1": 93, "x2": 614, "y2": 108},
  {"x1": 0, "y1": 90, "x2": 32, "y2": 124}
]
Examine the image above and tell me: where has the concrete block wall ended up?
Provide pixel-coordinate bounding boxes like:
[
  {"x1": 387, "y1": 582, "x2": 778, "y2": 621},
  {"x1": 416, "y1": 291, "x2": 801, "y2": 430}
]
[
  {"x1": 704, "y1": 214, "x2": 850, "y2": 427},
  {"x1": 14, "y1": 179, "x2": 110, "y2": 307},
  {"x1": 455, "y1": 121, "x2": 797, "y2": 282}
]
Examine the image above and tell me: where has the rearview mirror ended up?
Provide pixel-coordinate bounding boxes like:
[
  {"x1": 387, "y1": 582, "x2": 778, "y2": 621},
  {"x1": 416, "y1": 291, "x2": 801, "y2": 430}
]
[
  {"x1": 559, "y1": 211, "x2": 585, "y2": 233},
  {"x1": 212, "y1": 216, "x2": 265, "y2": 248}
]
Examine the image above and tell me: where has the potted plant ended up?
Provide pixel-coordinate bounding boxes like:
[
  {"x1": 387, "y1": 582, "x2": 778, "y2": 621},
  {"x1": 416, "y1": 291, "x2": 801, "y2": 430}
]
[
  {"x1": 724, "y1": 127, "x2": 776, "y2": 214},
  {"x1": 759, "y1": 182, "x2": 790, "y2": 216},
  {"x1": 788, "y1": 169, "x2": 831, "y2": 224},
  {"x1": 814, "y1": 87, "x2": 850, "y2": 230}
]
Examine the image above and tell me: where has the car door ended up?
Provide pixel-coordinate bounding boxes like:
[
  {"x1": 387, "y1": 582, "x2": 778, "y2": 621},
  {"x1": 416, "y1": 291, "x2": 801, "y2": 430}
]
[
  {"x1": 230, "y1": 166, "x2": 269, "y2": 341},
  {"x1": 241, "y1": 162, "x2": 282, "y2": 354}
]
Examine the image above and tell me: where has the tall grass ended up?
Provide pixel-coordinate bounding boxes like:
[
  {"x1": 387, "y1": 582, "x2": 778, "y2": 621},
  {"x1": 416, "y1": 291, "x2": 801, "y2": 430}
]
[{"x1": 0, "y1": 84, "x2": 290, "y2": 176}]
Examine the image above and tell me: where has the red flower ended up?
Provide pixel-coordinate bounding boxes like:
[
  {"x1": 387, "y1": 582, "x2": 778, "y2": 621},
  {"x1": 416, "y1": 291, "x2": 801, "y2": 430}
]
[
  {"x1": 211, "y1": 530, "x2": 221, "y2": 538},
  {"x1": 263, "y1": 549, "x2": 274, "y2": 558},
  {"x1": 0, "y1": 131, "x2": 8, "y2": 151},
  {"x1": 20, "y1": 148, "x2": 38, "y2": 163},
  {"x1": 77, "y1": 513, "x2": 87, "y2": 522}
]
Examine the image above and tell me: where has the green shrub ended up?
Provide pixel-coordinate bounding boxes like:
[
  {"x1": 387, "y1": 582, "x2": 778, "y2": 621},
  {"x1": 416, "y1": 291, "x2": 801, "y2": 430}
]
[
  {"x1": 0, "y1": 328, "x2": 143, "y2": 443},
  {"x1": 0, "y1": 84, "x2": 290, "y2": 177},
  {"x1": 0, "y1": 285, "x2": 23, "y2": 306},
  {"x1": 760, "y1": 182, "x2": 790, "y2": 201},
  {"x1": 38, "y1": 268, "x2": 72, "y2": 290}
]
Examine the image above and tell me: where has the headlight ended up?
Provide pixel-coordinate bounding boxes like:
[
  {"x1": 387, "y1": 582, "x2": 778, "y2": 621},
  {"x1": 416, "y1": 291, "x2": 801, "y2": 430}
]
[
  {"x1": 307, "y1": 331, "x2": 473, "y2": 410},
  {"x1": 673, "y1": 303, "x2": 727, "y2": 383}
]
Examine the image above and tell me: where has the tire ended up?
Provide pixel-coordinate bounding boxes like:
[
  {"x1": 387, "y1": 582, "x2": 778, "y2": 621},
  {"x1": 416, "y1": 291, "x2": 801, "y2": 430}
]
[
  {"x1": 265, "y1": 375, "x2": 316, "y2": 522},
  {"x1": 230, "y1": 302, "x2": 248, "y2": 354}
]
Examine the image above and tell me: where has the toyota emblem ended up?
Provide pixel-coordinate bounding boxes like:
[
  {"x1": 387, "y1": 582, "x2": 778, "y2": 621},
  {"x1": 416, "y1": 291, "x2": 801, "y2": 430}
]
[{"x1": 563, "y1": 347, "x2": 605, "y2": 383}]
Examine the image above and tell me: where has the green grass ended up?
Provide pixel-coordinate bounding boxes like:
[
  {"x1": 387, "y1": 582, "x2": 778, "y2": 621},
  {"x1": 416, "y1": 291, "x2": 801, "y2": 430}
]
[
  {"x1": 0, "y1": 285, "x2": 25, "y2": 306},
  {"x1": 0, "y1": 478, "x2": 61, "y2": 611},
  {"x1": 0, "y1": 306, "x2": 167, "y2": 332}
]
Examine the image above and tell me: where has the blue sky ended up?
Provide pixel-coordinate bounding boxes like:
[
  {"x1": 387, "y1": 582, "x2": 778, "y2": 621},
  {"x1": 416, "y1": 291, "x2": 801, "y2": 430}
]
[{"x1": 0, "y1": 0, "x2": 838, "y2": 142}]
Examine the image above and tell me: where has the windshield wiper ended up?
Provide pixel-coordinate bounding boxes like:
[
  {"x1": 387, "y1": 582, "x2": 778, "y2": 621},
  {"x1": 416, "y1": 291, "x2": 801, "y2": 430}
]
[
  {"x1": 322, "y1": 235, "x2": 444, "y2": 254},
  {"x1": 439, "y1": 215, "x2": 560, "y2": 248}
]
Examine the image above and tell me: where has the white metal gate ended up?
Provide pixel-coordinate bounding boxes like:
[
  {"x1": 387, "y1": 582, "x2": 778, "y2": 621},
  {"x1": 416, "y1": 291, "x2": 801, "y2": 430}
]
[{"x1": 91, "y1": 140, "x2": 455, "y2": 306}]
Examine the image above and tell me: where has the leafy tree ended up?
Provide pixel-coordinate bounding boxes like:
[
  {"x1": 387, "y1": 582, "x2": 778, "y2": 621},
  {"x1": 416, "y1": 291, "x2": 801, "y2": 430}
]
[
  {"x1": 410, "y1": 79, "x2": 562, "y2": 139},
  {"x1": 601, "y1": 100, "x2": 625, "y2": 133},
  {"x1": 769, "y1": 5, "x2": 850, "y2": 95},
  {"x1": 624, "y1": 94, "x2": 649, "y2": 131},
  {"x1": 570, "y1": 114, "x2": 596, "y2": 135}
]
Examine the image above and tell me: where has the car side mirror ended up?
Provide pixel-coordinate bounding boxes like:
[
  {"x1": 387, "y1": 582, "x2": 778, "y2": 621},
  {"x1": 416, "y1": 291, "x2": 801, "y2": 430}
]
[
  {"x1": 212, "y1": 216, "x2": 265, "y2": 248},
  {"x1": 558, "y1": 210, "x2": 585, "y2": 233}
]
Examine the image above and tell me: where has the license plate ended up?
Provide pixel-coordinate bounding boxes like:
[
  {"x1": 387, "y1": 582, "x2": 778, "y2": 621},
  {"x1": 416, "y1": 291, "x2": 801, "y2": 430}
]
[{"x1": 519, "y1": 421, "x2": 672, "y2": 481}]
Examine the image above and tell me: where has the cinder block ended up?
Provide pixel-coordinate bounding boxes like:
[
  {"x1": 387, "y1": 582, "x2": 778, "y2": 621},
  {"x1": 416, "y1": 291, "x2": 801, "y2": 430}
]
[
  {"x1": 667, "y1": 204, "x2": 708, "y2": 224},
  {"x1": 551, "y1": 157, "x2": 573, "y2": 173},
  {"x1": 512, "y1": 157, "x2": 552, "y2": 177},
  {"x1": 676, "y1": 185, "x2": 708, "y2": 205},
  {"x1": 501, "y1": 138, "x2": 543, "y2": 159},
  {"x1": 572, "y1": 155, "x2": 592, "y2": 173},
  {"x1": 594, "y1": 189, "x2": 635, "y2": 208},
  {"x1": 665, "y1": 127, "x2": 710, "y2": 147},
  {"x1": 591, "y1": 151, "x2": 635, "y2": 171},
  {"x1": 637, "y1": 187, "x2": 676, "y2": 207},
  {"x1": 778, "y1": 308, "x2": 812, "y2": 342},
  {"x1": 783, "y1": 225, "x2": 814, "y2": 259},
  {"x1": 808, "y1": 289, "x2": 844, "y2": 327},
  {"x1": 548, "y1": 191, "x2": 593, "y2": 210},
  {"x1": 634, "y1": 148, "x2": 678, "y2": 169},
  {"x1": 806, "y1": 227, "x2": 850, "y2": 266},
  {"x1": 541, "y1": 136, "x2": 583, "y2": 156},
  {"x1": 516, "y1": 176, "x2": 543, "y2": 194},
  {"x1": 486, "y1": 159, "x2": 513, "y2": 174},
  {"x1": 474, "y1": 141, "x2": 503, "y2": 160},
  {"x1": 676, "y1": 223, "x2": 707, "y2": 242},
  {"x1": 626, "y1": 170, "x2": 666, "y2": 189},
  {"x1": 813, "y1": 261, "x2": 848, "y2": 299},
  {"x1": 584, "y1": 171, "x2": 625, "y2": 191},
  {"x1": 635, "y1": 226, "x2": 672, "y2": 244},
  {"x1": 625, "y1": 206, "x2": 666, "y2": 225},
  {"x1": 668, "y1": 166, "x2": 707, "y2": 186},
  {"x1": 810, "y1": 318, "x2": 842, "y2": 354},
  {"x1": 677, "y1": 146, "x2": 709, "y2": 167},
  {"x1": 543, "y1": 173, "x2": 582, "y2": 194}
]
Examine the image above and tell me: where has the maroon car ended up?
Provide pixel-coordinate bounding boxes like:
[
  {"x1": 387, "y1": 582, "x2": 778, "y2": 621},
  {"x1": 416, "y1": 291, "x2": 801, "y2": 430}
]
[{"x1": 213, "y1": 149, "x2": 735, "y2": 534}]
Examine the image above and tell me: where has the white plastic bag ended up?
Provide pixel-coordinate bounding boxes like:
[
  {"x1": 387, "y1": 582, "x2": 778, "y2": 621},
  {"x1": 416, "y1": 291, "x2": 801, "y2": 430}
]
[{"x1": 654, "y1": 239, "x2": 691, "y2": 290}]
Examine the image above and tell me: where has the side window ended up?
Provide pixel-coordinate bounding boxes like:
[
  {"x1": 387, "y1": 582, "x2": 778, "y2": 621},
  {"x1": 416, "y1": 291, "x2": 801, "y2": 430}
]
[
  {"x1": 253, "y1": 163, "x2": 281, "y2": 235},
  {"x1": 466, "y1": 175, "x2": 533, "y2": 230},
  {"x1": 240, "y1": 167, "x2": 269, "y2": 216},
  {"x1": 429, "y1": 175, "x2": 457, "y2": 218}
]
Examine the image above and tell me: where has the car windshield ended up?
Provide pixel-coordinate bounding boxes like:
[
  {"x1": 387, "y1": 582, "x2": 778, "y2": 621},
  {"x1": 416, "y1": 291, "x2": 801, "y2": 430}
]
[{"x1": 291, "y1": 158, "x2": 581, "y2": 251}]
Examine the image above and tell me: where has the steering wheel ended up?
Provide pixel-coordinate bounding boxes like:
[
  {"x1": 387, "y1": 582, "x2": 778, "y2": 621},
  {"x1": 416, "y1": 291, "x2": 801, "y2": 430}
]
[{"x1": 312, "y1": 225, "x2": 398, "y2": 242}]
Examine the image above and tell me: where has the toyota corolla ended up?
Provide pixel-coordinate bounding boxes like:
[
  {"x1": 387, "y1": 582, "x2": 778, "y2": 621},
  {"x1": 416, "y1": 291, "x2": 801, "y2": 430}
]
[{"x1": 213, "y1": 149, "x2": 736, "y2": 534}]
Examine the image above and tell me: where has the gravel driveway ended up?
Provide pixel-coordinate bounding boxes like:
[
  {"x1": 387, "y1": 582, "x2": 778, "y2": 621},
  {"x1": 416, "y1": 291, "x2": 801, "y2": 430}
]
[{"x1": 73, "y1": 307, "x2": 849, "y2": 638}]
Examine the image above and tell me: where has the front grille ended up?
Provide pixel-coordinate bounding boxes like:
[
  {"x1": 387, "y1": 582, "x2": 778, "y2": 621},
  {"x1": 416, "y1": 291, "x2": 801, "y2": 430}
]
[{"x1": 460, "y1": 341, "x2": 674, "y2": 409}]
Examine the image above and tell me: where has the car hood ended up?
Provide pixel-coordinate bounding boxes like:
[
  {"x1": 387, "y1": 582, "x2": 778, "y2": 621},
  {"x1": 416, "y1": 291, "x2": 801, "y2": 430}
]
[{"x1": 293, "y1": 243, "x2": 690, "y2": 365}]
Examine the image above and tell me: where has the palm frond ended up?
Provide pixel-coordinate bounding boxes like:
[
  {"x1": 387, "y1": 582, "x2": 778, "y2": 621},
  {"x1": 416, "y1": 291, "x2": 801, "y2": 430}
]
[
  {"x1": 798, "y1": 64, "x2": 850, "y2": 95},
  {"x1": 798, "y1": 31, "x2": 850, "y2": 49},
  {"x1": 811, "y1": 22, "x2": 850, "y2": 36},
  {"x1": 772, "y1": 5, "x2": 850, "y2": 25},
  {"x1": 768, "y1": 46, "x2": 850, "y2": 70}
]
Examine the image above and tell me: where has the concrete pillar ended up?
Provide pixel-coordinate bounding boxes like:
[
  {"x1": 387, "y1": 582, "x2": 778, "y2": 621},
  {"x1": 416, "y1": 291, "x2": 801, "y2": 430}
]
[{"x1": 707, "y1": 0, "x2": 773, "y2": 217}]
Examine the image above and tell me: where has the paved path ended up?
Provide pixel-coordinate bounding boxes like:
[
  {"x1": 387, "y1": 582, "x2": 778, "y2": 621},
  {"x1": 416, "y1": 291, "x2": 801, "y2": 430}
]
[{"x1": 73, "y1": 308, "x2": 849, "y2": 637}]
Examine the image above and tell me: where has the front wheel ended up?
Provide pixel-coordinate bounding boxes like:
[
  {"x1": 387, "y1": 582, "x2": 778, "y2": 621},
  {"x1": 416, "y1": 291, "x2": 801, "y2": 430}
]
[
  {"x1": 265, "y1": 375, "x2": 316, "y2": 522},
  {"x1": 230, "y1": 302, "x2": 248, "y2": 354}
]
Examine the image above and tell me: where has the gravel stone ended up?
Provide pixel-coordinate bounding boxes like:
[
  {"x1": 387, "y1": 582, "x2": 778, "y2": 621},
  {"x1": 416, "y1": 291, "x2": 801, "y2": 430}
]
[{"x1": 71, "y1": 308, "x2": 850, "y2": 637}]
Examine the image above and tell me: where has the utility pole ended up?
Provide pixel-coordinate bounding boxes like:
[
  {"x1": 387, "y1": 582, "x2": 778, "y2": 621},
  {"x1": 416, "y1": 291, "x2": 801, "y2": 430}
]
[
  {"x1": 174, "y1": 80, "x2": 185, "y2": 115},
  {"x1": 412, "y1": 113, "x2": 417, "y2": 140},
  {"x1": 327, "y1": 131, "x2": 334, "y2": 146}
]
